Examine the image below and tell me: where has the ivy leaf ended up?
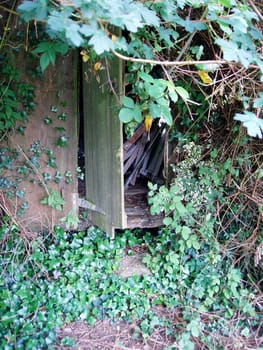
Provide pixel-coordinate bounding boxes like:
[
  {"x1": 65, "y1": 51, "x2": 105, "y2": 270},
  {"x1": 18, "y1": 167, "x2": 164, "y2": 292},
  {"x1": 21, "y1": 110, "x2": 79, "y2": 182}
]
[
  {"x1": 234, "y1": 112, "x2": 263, "y2": 138},
  {"x1": 181, "y1": 226, "x2": 191, "y2": 240},
  {"x1": 163, "y1": 217, "x2": 173, "y2": 226},
  {"x1": 41, "y1": 189, "x2": 65, "y2": 211},
  {"x1": 60, "y1": 210, "x2": 79, "y2": 229}
]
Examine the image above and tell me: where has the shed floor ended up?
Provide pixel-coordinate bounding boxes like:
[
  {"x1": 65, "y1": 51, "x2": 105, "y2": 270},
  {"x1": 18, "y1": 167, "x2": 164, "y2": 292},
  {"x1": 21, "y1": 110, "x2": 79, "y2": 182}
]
[
  {"x1": 125, "y1": 184, "x2": 163, "y2": 229},
  {"x1": 78, "y1": 180, "x2": 163, "y2": 231}
]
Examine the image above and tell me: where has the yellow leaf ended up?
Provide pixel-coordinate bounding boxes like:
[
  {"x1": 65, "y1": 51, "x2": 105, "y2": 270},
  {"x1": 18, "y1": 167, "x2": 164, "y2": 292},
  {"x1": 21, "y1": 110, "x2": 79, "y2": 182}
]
[
  {"x1": 197, "y1": 70, "x2": 213, "y2": 84},
  {"x1": 80, "y1": 49, "x2": 89, "y2": 63},
  {"x1": 144, "y1": 113, "x2": 153, "y2": 140},
  {"x1": 94, "y1": 61, "x2": 102, "y2": 72},
  {"x1": 111, "y1": 34, "x2": 117, "y2": 42}
]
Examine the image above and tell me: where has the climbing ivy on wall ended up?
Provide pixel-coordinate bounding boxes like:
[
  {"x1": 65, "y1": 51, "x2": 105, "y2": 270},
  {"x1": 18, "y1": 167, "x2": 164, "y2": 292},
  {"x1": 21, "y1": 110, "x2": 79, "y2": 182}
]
[
  {"x1": 0, "y1": 37, "x2": 79, "y2": 224},
  {"x1": 0, "y1": 53, "x2": 35, "y2": 140}
]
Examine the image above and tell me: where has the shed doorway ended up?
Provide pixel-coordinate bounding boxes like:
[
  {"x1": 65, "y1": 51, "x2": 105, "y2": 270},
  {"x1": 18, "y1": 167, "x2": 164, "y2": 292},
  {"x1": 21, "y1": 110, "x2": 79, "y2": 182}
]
[{"x1": 79, "y1": 56, "x2": 164, "y2": 235}]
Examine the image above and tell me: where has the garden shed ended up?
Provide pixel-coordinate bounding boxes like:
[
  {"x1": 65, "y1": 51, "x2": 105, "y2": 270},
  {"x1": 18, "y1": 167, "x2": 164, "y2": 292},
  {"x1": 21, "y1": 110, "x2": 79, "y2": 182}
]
[{"x1": 5, "y1": 50, "x2": 165, "y2": 235}]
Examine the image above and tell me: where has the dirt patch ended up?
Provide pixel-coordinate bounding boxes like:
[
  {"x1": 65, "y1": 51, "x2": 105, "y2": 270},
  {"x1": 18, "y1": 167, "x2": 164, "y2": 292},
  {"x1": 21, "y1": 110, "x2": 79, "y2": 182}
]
[
  {"x1": 57, "y1": 315, "x2": 175, "y2": 350},
  {"x1": 116, "y1": 253, "x2": 152, "y2": 278}
]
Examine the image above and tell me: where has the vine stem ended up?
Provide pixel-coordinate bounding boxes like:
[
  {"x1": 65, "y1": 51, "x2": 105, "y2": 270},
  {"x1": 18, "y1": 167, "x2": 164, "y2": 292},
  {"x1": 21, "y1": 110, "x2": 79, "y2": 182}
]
[
  {"x1": 112, "y1": 49, "x2": 228, "y2": 67},
  {"x1": 15, "y1": 144, "x2": 50, "y2": 196}
]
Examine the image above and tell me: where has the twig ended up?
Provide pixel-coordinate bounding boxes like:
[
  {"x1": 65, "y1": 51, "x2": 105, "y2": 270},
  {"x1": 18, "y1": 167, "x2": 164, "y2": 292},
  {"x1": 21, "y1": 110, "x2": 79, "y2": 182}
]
[
  {"x1": 247, "y1": 0, "x2": 263, "y2": 21},
  {"x1": 112, "y1": 49, "x2": 228, "y2": 67},
  {"x1": 15, "y1": 143, "x2": 50, "y2": 196},
  {"x1": 104, "y1": 57, "x2": 121, "y2": 104}
]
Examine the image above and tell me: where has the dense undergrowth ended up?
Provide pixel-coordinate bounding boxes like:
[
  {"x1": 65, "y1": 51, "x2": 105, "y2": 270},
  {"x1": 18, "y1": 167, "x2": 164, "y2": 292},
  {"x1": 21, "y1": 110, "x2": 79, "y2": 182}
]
[{"x1": 1, "y1": 140, "x2": 262, "y2": 350}]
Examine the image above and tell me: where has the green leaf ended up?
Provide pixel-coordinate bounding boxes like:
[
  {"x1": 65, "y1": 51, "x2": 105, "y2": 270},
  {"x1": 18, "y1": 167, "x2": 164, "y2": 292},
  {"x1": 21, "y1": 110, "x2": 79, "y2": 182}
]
[
  {"x1": 163, "y1": 217, "x2": 173, "y2": 226},
  {"x1": 41, "y1": 189, "x2": 65, "y2": 210},
  {"x1": 119, "y1": 108, "x2": 134, "y2": 123},
  {"x1": 253, "y1": 92, "x2": 263, "y2": 108},
  {"x1": 174, "y1": 86, "x2": 190, "y2": 100},
  {"x1": 133, "y1": 104, "x2": 143, "y2": 122},
  {"x1": 138, "y1": 71, "x2": 154, "y2": 83},
  {"x1": 149, "y1": 101, "x2": 173, "y2": 125},
  {"x1": 18, "y1": 0, "x2": 47, "y2": 21},
  {"x1": 186, "y1": 319, "x2": 200, "y2": 337},
  {"x1": 33, "y1": 42, "x2": 68, "y2": 72},
  {"x1": 195, "y1": 63, "x2": 220, "y2": 72},
  {"x1": 234, "y1": 112, "x2": 263, "y2": 138},
  {"x1": 121, "y1": 96, "x2": 134, "y2": 109},
  {"x1": 166, "y1": 82, "x2": 178, "y2": 102},
  {"x1": 89, "y1": 30, "x2": 114, "y2": 54},
  {"x1": 140, "y1": 5, "x2": 160, "y2": 27},
  {"x1": 146, "y1": 82, "x2": 166, "y2": 99},
  {"x1": 33, "y1": 42, "x2": 52, "y2": 54},
  {"x1": 216, "y1": 38, "x2": 238, "y2": 61},
  {"x1": 175, "y1": 201, "x2": 187, "y2": 216},
  {"x1": 218, "y1": 0, "x2": 232, "y2": 7},
  {"x1": 54, "y1": 42, "x2": 68, "y2": 55},
  {"x1": 192, "y1": 239, "x2": 200, "y2": 250},
  {"x1": 60, "y1": 210, "x2": 79, "y2": 229},
  {"x1": 169, "y1": 252, "x2": 179, "y2": 264},
  {"x1": 181, "y1": 226, "x2": 191, "y2": 240},
  {"x1": 177, "y1": 16, "x2": 207, "y2": 32},
  {"x1": 66, "y1": 22, "x2": 84, "y2": 47}
]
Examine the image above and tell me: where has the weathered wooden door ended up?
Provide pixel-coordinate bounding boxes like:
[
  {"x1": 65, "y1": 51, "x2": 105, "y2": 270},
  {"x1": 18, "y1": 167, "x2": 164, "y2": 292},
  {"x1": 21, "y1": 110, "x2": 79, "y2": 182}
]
[{"x1": 82, "y1": 57, "x2": 126, "y2": 235}]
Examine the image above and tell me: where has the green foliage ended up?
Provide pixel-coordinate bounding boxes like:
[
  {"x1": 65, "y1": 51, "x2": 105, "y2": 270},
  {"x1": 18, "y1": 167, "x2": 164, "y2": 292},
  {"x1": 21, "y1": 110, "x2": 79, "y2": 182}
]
[
  {"x1": 147, "y1": 141, "x2": 259, "y2": 315},
  {"x1": 0, "y1": 207, "x2": 261, "y2": 349},
  {"x1": 18, "y1": 0, "x2": 159, "y2": 54},
  {"x1": 17, "y1": 0, "x2": 263, "y2": 138},
  {"x1": 60, "y1": 210, "x2": 79, "y2": 229},
  {"x1": 0, "y1": 54, "x2": 35, "y2": 139},
  {"x1": 120, "y1": 68, "x2": 193, "y2": 126},
  {"x1": 118, "y1": 96, "x2": 142, "y2": 123},
  {"x1": 32, "y1": 42, "x2": 68, "y2": 72},
  {"x1": 40, "y1": 188, "x2": 65, "y2": 211},
  {"x1": 0, "y1": 136, "x2": 76, "y2": 215},
  {"x1": 234, "y1": 111, "x2": 263, "y2": 138}
]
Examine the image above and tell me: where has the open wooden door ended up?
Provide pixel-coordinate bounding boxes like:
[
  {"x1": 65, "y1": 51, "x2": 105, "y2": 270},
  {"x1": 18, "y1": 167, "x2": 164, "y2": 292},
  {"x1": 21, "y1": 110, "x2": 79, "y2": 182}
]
[{"x1": 82, "y1": 56, "x2": 126, "y2": 236}]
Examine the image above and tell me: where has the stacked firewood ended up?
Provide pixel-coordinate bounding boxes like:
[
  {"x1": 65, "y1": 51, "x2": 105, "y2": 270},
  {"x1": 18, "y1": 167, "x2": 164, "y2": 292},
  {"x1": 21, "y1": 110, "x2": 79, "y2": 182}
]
[{"x1": 123, "y1": 120, "x2": 167, "y2": 188}]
